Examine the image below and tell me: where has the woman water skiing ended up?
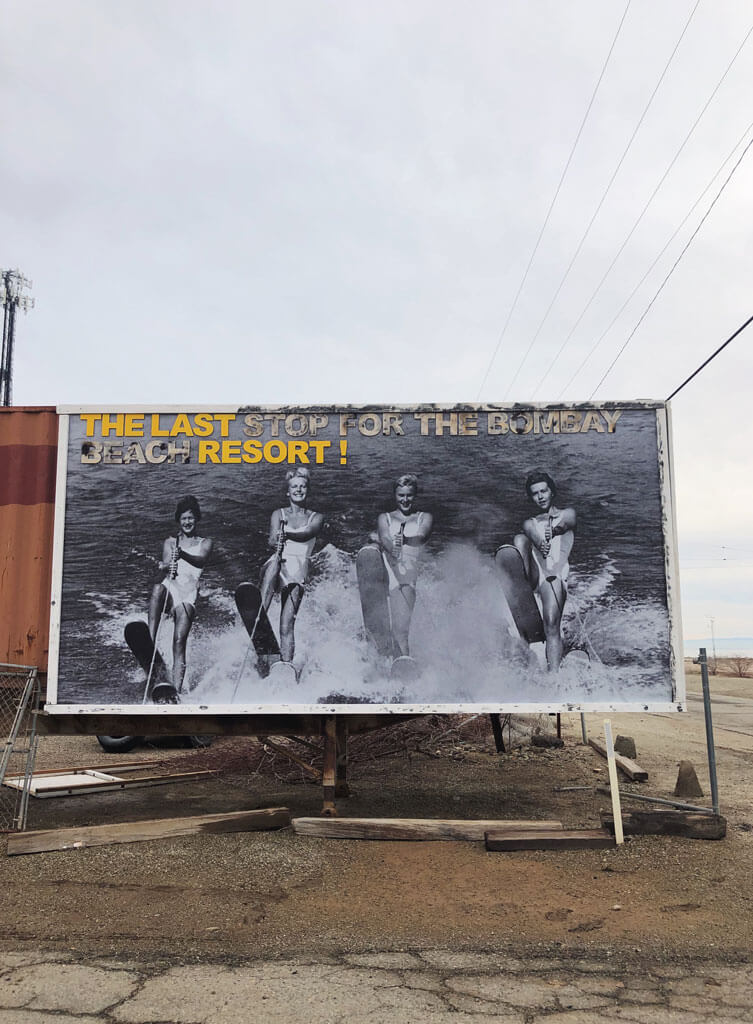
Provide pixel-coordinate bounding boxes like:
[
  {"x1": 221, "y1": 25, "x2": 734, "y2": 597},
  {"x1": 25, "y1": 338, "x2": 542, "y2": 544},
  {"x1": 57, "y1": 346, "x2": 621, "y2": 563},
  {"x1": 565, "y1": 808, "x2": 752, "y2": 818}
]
[
  {"x1": 259, "y1": 468, "x2": 323, "y2": 666},
  {"x1": 376, "y1": 473, "x2": 433, "y2": 657},
  {"x1": 148, "y1": 496, "x2": 213, "y2": 695},
  {"x1": 513, "y1": 471, "x2": 575, "y2": 671}
]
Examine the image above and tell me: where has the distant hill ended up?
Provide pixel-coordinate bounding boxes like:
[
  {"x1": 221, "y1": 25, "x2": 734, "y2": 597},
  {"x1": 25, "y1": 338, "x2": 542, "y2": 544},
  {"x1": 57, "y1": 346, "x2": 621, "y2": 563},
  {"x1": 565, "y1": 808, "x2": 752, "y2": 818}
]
[{"x1": 684, "y1": 637, "x2": 753, "y2": 656}]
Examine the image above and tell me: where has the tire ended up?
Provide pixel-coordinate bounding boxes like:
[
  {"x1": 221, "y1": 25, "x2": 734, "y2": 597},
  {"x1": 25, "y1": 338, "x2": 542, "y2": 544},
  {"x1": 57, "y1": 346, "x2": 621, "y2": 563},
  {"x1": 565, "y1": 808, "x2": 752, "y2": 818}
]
[{"x1": 96, "y1": 735, "x2": 142, "y2": 753}]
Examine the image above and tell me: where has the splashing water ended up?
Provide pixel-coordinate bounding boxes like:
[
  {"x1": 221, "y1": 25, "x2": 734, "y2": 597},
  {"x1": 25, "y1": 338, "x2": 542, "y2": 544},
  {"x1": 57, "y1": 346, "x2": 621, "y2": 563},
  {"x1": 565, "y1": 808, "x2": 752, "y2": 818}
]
[{"x1": 71, "y1": 539, "x2": 672, "y2": 706}]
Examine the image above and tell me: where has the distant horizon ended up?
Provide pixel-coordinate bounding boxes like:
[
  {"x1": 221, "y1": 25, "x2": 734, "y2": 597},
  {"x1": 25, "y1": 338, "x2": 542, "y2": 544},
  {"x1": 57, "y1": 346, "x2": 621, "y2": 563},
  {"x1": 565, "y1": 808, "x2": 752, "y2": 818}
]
[{"x1": 684, "y1": 637, "x2": 753, "y2": 656}]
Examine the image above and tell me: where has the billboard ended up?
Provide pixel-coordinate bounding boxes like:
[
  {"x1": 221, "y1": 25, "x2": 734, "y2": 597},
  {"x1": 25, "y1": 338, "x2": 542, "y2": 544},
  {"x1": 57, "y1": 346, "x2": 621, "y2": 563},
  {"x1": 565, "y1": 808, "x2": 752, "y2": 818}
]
[{"x1": 46, "y1": 403, "x2": 684, "y2": 715}]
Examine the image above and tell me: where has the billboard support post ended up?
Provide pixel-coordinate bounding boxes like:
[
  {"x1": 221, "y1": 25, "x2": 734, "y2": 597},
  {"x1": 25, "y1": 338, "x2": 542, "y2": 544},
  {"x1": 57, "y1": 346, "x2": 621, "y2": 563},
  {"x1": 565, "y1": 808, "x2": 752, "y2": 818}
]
[
  {"x1": 322, "y1": 716, "x2": 338, "y2": 817},
  {"x1": 696, "y1": 648, "x2": 720, "y2": 815}
]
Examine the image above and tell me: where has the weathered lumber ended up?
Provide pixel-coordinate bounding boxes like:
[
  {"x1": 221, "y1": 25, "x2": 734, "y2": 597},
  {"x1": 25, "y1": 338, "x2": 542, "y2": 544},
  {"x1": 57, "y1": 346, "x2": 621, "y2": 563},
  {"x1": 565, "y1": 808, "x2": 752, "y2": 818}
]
[
  {"x1": 17, "y1": 760, "x2": 164, "y2": 776},
  {"x1": 600, "y1": 809, "x2": 726, "y2": 840},
  {"x1": 7, "y1": 807, "x2": 290, "y2": 856},
  {"x1": 485, "y1": 828, "x2": 614, "y2": 852},
  {"x1": 292, "y1": 818, "x2": 563, "y2": 841},
  {"x1": 24, "y1": 769, "x2": 215, "y2": 797},
  {"x1": 589, "y1": 738, "x2": 648, "y2": 781}
]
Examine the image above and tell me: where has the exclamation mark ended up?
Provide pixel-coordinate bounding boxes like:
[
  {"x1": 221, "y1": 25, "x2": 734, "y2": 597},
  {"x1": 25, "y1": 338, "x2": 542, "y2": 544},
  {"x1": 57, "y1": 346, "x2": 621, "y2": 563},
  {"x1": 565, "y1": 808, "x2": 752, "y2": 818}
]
[{"x1": 340, "y1": 440, "x2": 347, "y2": 464}]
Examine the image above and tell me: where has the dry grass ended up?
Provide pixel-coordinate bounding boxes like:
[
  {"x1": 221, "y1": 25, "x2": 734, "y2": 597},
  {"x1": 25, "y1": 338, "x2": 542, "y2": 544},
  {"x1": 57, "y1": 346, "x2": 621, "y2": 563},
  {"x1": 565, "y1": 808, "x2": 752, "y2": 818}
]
[{"x1": 177, "y1": 712, "x2": 557, "y2": 785}]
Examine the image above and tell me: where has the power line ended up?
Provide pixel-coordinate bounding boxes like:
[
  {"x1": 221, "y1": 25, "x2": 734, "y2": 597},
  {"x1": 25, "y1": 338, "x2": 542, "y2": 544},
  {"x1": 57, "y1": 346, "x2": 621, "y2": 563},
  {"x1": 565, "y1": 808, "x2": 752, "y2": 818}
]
[
  {"x1": 534, "y1": 19, "x2": 753, "y2": 397},
  {"x1": 502, "y1": 0, "x2": 702, "y2": 398},
  {"x1": 586, "y1": 134, "x2": 753, "y2": 397},
  {"x1": 474, "y1": 0, "x2": 632, "y2": 399},
  {"x1": 553, "y1": 118, "x2": 753, "y2": 396},
  {"x1": 666, "y1": 313, "x2": 753, "y2": 402}
]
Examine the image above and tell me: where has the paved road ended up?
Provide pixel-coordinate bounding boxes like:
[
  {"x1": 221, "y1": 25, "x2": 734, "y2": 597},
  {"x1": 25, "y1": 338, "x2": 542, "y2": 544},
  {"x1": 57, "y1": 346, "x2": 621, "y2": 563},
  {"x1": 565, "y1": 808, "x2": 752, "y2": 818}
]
[
  {"x1": 686, "y1": 691, "x2": 753, "y2": 739},
  {"x1": 1, "y1": 949, "x2": 751, "y2": 1022}
]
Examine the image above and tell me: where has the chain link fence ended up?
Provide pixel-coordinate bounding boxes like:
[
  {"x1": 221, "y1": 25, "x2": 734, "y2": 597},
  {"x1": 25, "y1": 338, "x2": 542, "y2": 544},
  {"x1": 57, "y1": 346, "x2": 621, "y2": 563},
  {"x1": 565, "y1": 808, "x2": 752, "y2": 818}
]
[{"x1": 0, "y1": 664, "x2": 41, "y2": 832}]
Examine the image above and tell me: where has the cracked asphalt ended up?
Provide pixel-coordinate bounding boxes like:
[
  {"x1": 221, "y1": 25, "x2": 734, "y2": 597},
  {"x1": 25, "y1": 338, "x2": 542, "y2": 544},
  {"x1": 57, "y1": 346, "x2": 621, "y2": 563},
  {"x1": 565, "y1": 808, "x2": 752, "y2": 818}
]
[
  {"x1": 4, "y1": 669, "x2": 753, "y2": 1021},
  {"x1": 2, "y1": 949, "x2": 752, "y2": 1022}
]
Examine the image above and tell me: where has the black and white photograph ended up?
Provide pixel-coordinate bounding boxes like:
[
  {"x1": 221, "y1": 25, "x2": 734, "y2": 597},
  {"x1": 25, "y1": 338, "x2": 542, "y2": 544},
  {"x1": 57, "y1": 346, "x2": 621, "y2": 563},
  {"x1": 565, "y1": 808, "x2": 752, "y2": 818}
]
[{"x1": 47, "y1": 403, "x2": 683, "y2": 714}]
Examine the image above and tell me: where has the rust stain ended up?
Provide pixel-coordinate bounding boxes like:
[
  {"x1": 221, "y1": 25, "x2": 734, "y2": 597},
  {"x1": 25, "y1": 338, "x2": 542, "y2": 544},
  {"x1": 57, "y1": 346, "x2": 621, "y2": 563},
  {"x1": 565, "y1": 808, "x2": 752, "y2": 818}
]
[{"x1": 0, "y1": 408, "x2": 58, "y2": 675}]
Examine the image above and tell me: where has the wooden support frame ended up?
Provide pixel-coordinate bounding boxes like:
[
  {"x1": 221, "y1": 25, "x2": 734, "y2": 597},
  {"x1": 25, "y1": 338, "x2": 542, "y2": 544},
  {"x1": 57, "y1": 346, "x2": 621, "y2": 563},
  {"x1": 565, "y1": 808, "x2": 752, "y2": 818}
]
[
  {"x1": 335, "y1": 717, "x2": 349, "y2": 798},
  {"x1": 321, "y1": 715, "x2": 338, "y2": 816},
  {"x1": 489, "y1": 714, "x2": 505, "y2": 753}
]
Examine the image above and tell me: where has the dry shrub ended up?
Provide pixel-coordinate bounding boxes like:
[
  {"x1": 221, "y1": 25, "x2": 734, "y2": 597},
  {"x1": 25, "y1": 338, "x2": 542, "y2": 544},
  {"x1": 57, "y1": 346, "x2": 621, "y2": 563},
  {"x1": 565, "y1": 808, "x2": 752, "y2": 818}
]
[
  {"x1": 176, "y1": 713, "x2": 557, "y2": 785},
  {"x1": 728, "y1": 655, "x2": 753, "y2": 678}
]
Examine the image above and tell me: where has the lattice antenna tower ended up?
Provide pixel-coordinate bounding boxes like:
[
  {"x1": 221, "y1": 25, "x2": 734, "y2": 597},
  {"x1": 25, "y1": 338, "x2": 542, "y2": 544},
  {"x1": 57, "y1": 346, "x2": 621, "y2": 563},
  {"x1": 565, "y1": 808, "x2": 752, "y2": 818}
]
[{"x1": 1, "y1": 269, "x2": 34, "y2": 406}]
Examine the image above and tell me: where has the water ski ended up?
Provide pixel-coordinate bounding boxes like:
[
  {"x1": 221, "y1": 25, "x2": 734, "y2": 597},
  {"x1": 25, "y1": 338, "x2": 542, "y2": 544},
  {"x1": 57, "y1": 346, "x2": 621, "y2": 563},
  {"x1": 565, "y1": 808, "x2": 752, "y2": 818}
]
[
  {"x1": 356, "y1": 544, "x2": 393, "y2": 657},
  {"x1": 268, "y1": 660, "x2": 298, "y2": 685},
  {"x1": 235, "y1": 582, "x2": 281, "y2": 678},
  {"x1": 151, "y1": 681, "x2": 181, "y2": 704},
  {"x1": 124, "y1": 620, "x2": 177, "y2": 703},
  {"x1": 390, "y1": 655, "x2": 419, "y2": 683},
  {"x1": 562, "y1": 648, "x2": 590, "y2": 670},
  {"x1": 494, "y1": 545, "x2": 545, "y2": 645}
]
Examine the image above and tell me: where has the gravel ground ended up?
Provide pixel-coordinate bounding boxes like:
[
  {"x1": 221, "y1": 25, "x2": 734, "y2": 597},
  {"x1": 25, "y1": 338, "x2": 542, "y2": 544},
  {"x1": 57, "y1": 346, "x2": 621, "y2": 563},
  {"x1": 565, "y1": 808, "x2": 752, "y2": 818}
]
[{"x1": 1, "y1": 662, "x2": 752, "y2": 965}]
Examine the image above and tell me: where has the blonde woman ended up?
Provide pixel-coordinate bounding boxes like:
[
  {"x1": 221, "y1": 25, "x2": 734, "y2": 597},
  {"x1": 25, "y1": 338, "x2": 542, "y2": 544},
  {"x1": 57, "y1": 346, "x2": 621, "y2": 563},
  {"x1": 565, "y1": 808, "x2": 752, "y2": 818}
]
[
  {"x1": 376, "y1": 474, "x2": 433, "y2": 657},
  {"x1": 260, "y1": 468, "x2": 323, "y2": 664}
]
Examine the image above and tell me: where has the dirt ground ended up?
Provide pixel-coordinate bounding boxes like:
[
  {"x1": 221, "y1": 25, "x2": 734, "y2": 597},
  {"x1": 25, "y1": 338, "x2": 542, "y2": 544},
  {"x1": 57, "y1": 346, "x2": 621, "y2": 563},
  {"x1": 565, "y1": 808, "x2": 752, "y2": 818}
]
[{"x1": 2, "y1": 659, "x2": 752, "y2": 965}]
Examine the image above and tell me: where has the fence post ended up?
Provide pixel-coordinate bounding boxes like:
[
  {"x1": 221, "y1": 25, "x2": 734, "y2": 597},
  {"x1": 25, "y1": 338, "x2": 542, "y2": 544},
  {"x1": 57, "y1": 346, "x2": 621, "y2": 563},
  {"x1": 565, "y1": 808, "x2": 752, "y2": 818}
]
[{"x1": 695, "y1": 647, "x2": 720, "y2": 815}]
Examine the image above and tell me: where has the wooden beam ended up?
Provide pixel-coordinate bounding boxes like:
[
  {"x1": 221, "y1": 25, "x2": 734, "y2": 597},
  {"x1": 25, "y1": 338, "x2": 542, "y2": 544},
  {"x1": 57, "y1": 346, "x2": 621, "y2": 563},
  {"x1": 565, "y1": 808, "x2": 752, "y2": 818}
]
[
  {"x1": 35, "y1": 712, "x2": 422, "y2": 738},
  {"x1": 485, "y1": 828, "x2": 614, "y2": 851},
  {"x1": 7, "y1": 807, "x2": 291, "y2": 856},
  {"x1": 20, "y1": 769, "x2": 215, "y2": 797},
  {"x1": 335, "y1": 717, "x2": 349, "y2": 798},
  {"x1": 600, "y1": 809, "x2": 726, "y2": 840},
  {"x1": 292, "y1": 818, "x2": 563, "y2": 841},
  {"x1": 18, "y1": 760, "x2": 164, "y2": 776},
  {"x1": 589, "y1": 738, "x2": 648, "y2": 781},
  {"x1": 321, "y1": 716, "x2": 338, "y2": 817},
  {"x1": 489, "y1": 714, "x2": 505, "y2": 753}
]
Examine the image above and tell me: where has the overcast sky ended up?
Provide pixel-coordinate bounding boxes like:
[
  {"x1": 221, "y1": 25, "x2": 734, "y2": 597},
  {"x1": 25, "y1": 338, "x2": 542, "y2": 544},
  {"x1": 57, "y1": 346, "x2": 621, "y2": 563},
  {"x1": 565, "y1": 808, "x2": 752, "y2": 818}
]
[{"x1": 2, "y1": 0, "x2": 752, "y2": 647}]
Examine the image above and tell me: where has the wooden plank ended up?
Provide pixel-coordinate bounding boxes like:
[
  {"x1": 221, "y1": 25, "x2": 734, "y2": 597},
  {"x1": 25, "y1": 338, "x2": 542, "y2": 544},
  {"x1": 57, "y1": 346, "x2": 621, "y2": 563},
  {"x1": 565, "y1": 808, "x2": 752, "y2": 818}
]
[
  {"x1": 600, "y1": 809, "x2": 726, "y2": 840},
  {"x1": 485, "y1": 828, "x2": 614, "y2": 852},
  {"x1": 292, "y1": 818, "x2": 563, "y2": 841},
  {"x1": 7, "y1": 807, "x2": 291, "y2": 856},
  {"x1": 20, "y1": 760, "x2": 164, "y2": 776},
  {"x1": 35, "y1": 712, "x2": 421, "y2": 738},
  {"x1": 23, "y1": 769, "x2": 215, "y2": 797},
  {"x1": 603, "y1": 720, "x2": 624, "y2": 844},
  {"x1": 589, "y1": 738, "x2": 648, "y2": 781}
]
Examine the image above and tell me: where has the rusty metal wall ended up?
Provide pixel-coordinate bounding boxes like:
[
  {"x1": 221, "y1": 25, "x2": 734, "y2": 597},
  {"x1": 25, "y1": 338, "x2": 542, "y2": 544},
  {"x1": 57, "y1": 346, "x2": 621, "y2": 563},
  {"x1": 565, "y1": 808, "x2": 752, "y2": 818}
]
[{"x1": 0, "y1": 408, "x2": 58, "y2": 675}]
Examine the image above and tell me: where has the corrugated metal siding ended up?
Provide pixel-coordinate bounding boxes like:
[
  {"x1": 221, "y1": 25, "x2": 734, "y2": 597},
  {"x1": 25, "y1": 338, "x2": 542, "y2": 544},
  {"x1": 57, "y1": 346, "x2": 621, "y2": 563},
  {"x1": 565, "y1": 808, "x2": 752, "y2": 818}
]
[{"x1": 0, "y1": 408, "x2": 57, "y2": 674}]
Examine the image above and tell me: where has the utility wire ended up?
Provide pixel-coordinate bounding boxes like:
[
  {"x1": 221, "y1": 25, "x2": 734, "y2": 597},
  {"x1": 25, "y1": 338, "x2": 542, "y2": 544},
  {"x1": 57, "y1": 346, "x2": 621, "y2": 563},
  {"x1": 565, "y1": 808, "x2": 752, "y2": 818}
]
[
  {"x1": 474, "y1": 0, "x2": 632, "y2": 399},
  {"x1": 534, "y1": 19, "x2": 753, "y2": 397},
  {"x1": 502, "y1": 0, "x2": 702, "y2": 398},
  {"x1": 666, "y1": 313, "x2": 753, "y2": 401},
  {"x1": 554, "y1": 118, "x2": 753, "y2": 395},
  {"x1": 586, "y1": 135, "x2": 753, "y2": 398}
]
